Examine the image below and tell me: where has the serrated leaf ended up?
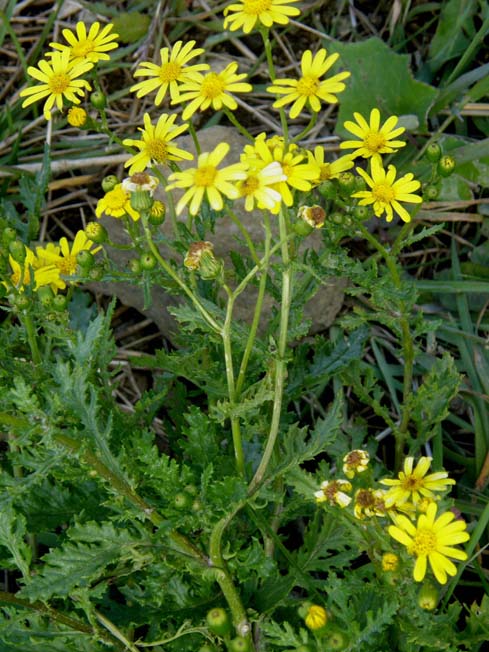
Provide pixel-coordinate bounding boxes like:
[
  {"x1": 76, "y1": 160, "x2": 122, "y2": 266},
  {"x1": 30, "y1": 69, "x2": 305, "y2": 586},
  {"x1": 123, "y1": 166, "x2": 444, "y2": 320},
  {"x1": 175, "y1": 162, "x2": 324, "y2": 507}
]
[
  {"x1": 330, "y1": 38, "x2": 437, "y2": 135},
  {"x1": 0, "y1": 503, "x2": 31, "y2": 578}
]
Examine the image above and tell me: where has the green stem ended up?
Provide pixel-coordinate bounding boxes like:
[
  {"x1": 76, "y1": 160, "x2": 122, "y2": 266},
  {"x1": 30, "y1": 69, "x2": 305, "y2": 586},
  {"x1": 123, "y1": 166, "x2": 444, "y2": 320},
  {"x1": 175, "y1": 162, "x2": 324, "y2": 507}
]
[
  {"x1": 208, "y1": 501, "x2": 253, "y2": 647},
  {"x1": 54, "y1": 432, "x2": 207, "y2": 565},
  {"x1": 222, "y1": 284, "x2": 245, "y2": 477},
  {"x1": 357, "y1": 223, "x2": 414, "y2": 468},
  {"x1": 248, "y1": 206, "x2": 292, "y2": 493},
  {"x1": 261, "y1": 28, "x2": 288, "y2": 144},
  {"x1": 21, "y1": 312, "x2": 41, "y2": 366},
  {"x1": 235, "y1": 214, "x2": 272, "y2": 397},
  {"x1": 227, "y1": 207, "x2": 260, "y2": 265},
  {"x1": 141, "y1": 218, "x2": 222, "y2": 334},
  {"x1": 223, "y1": 107, "x2": 254, "y2": 141},
  {"x1": 95, "y1": 611, "x2": 141, "y2": 652},
  {"x1": 291, "y1": 112, "x2": 318, "y2": 144},
  {"x1": 153, "y1": 167, "x2": 179, "y2": 238}
]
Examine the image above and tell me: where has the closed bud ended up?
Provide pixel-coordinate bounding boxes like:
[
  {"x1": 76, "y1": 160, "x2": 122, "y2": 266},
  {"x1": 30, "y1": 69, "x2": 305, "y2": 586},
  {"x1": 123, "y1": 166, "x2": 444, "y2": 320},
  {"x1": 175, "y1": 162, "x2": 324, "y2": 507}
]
[
  {"x1": 88, "y1": 265, "x2": 105, "y2": 281},
  {"x1": 90, "y1": 90, "x2": 107, "y2": 110},
  {"x1": 354, "y1": 176, "x2": 367, "y2": 192},
  {"x1": 52, "y1": 294, "x2": 68, "y2": 311},
  {"x1": 318, "y1": 180, "x2": 336, "y2": 199},
  {"x1": 85, "y1": 222, "x2": 108, "y2": 244},
  {"x1": 173, "y1": 492, "x2": 192, "y2": 510},
  {"x1": 67, "y1": 106, "x2": 88, "y2": 128},
  {"x1": 2, "y1": 227, "x2": 17, "y2": 246},
  {"x1": 418, "y1": 582, "x2": 439, "y2": 611},
  {"x1": 130, "y1": 189, "x2": 153, "y2": 212},
  {"x1": 129, "y1": 258, "x2": 142, "y2": 274},
  {"x1": 353, "y1": 205, "x2": 370, "y2": 221},
  {"x1": 37, "y1": 286, "x2": 54, "y2": 307},
  {"x1": 8, "y1": 241, "x2": 26, "y2": 263},
  {"x1": 304, "y1": 605, "x2": 327, "y2": 631},
  {"x1": 324, "y1": 627, "x2": 349, "y2": 650},
  {"x1": 425, "y1": 142, "x2": 442, "y2": 163},
  {"x1": 206, "y1": 607, "x2": 231, "y2": 636},
  {"x1": 437, "y1": 155, "x2": 456, "y2": 177},
  {"x1": 140, "y1": 252, "x2": 157, "y2": 271},
  {"x1": 423, "y1": 184, "x2": 440, "y2": 201},
  {"x1": 77, "y1": 250, "x2": 95, "y2": 269},
  {"x1": 148, "y1": 200, "x2": 166, "y2": 225},
  {"x1": 228, "y1": 637, "x2": 250, "y2": 652},
  {"x1": 337, "y1": 171, "x2": 356, "y2": 195},
  {"x1": 12, "y1": 294, "x2": 30, "y2": 311},
  {"x1": 102, "y1": 175, "x2": 119, "y2": 193},
  {"x1": 331, "y1": 212, "x2": 345, "y2": 225}
]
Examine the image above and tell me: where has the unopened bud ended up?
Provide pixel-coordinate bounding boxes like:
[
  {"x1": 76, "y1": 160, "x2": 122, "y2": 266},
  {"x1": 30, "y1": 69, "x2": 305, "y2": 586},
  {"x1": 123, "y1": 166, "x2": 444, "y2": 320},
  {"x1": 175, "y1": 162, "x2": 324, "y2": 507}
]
[
  {"x1": 85, "y1": 222, "x2": 108, "y2": 244},
  {"x1": 437, "y1": 155, "x2": 456, "y2": 177},
  {"x1": 67, "y1": 106, "x2": 88, "y2": 128}
]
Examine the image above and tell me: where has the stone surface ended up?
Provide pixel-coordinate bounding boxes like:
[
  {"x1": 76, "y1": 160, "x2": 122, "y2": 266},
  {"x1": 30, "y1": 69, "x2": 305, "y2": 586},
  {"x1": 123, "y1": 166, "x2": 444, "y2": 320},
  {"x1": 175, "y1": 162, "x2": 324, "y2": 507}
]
[{"x1": 91, "y1": 126, "x2": 346, "y2": 341}]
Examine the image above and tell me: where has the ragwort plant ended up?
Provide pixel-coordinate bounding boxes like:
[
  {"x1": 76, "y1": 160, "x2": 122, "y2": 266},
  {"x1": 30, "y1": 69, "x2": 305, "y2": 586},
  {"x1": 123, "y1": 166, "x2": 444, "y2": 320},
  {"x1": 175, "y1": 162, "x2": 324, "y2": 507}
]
[{"x1": 1, "y1": 2, "x2": 487, "y2": 651}]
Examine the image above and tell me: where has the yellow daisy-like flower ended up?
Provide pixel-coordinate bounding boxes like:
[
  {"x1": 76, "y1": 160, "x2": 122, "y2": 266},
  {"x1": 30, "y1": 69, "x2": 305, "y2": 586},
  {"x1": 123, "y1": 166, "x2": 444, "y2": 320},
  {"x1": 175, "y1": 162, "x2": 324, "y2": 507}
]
[
  {"x1": 39, "y1": 231, "x2": 101, "y2": 280},
  {"x1": 174, "y1": 63, "x2": 252, "y2": 121},
  {"x1": 237, "y1": 161, "x2": 286, "y2": 211},
  {"x1": 388, "y1": 502, "x2": 469, "y2": 584},
  {"x1": 307, "y1": 146, "x2": 354, "y2": 185},
  {"x1": 340, "y1": 108, "x2": 406, "y2": 159},
  {"x1": 352, "y1": 157, "x2": 422, "y2": 223},
  {"x1": 49, "y1": 22, "x2": 119, "y2": 64},
  {"x1": 96, "y1": 183, "x2": 140, "y2": 221},
  {"x1": 267, "y1": 49, "x2": 350, "y2": 119},
  {"x1": 223, "y1": 0, "x2": 301, "y2": 33},
  {"x1": 19, "y1": 50, "x2": 93, "y2": 120},
  {"x1": 342, "y1": 449, "x2": 370, "y2": 479},
  {"x1": 166, "y1": 142, "x2": 247, "y2": 216},
  {"x1": 130, "y1": 40, "x2": 209, "y2": 106},
  {"x1": 244, "y1": 134, "x2": 317, "y2": 210},
  {"x1": 380, "y1": 457, "x2": 456, "y2": 508},
  {"x1": 122, "y1": 113, "x2": 193, "y2": 175},
  {"x1": 314, "y1": 479, "x2": 352, "y2": 508},
  {"x1": 353, "y1": 488, "x2": 387, "y2": 520},
  {"x1": 7, "y1": 248, "x2": 59, "y2": 291}
]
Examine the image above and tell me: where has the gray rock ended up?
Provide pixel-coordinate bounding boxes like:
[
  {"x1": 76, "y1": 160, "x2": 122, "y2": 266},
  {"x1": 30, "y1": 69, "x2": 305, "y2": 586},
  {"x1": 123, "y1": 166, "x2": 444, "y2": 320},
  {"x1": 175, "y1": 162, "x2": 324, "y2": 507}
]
[{"x1": 92, "y1": 126, "x2": 345, "y2": 341}]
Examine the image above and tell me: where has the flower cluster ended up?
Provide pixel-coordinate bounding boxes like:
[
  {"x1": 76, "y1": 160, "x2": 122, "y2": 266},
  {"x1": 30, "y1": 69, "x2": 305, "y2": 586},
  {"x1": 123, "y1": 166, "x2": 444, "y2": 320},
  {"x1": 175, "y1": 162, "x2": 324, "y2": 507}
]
[
  {"x1": 314, "y1": 452, "x2": 469, "y2": 585},
  {"x1": 20, "y1": 22, "x2": 118, "y2": 120}
]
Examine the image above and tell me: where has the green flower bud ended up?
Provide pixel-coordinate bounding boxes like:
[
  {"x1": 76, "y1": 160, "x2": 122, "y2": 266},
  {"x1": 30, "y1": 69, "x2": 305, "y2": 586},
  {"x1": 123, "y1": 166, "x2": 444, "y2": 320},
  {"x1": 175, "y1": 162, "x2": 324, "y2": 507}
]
[
  {"x1": 140, "y1": 252, "x2": 157, "y2": 270},
  {"x1": 425, "y1": 142, "x2": 442, "y2": 163},
  {"x1": 353, "y1": 205, "x2": 370, "y2": 221},
  {"x1": 206, "y1": 607, "x2": 231, "y2": 636},
  {"x1": 317, "y1": 180, "x2": 336, "y2": 199},
  {"x1": 148, "y1": 200, "x2": 166, "y2": 225},
  {"x1": 52, "y1": 294, "x2": 68, "y2": 311},
  {"x1": 2, "y1": 227, "x2": 17, "y2": 246},
  {"x1": 354, "y1": 176, "x2": 367, "y2": 192},
  {"x1": 173, "y1": 492, "x2": 192, "y2": 510},
  {"x1": 102, "y1": 175, "x2": 119, "y2": 193},
  {"x1": 37, "y1": 286, "x2": 54, "y2": 307},
  {"x1": 418, "y1": 582, "x2": 439, "y2": 611},
  {"x1": 77, "y1": 250, "x2": 95, "y2": 269},
  {"x1": 129, "y1": 258, "x2": 142, "y2": 274},
  {"x1": 331, "y1": 212, "x2": 345, "y2": 225},
  {"x1": 88, "y1": 265, "x2": 105, "y2": 281},
  {"x1": 293, "y1": 221, "x2": 314, "y2": 237},
  {"x1": 228, "y1": 636, "x2": 250, "y2": 652},
  {"x1": 324, "y1": 627, "x2": 349, "y2": 650},
  {"x1": 85, "y1": 222, "x2": 108, "y2": 244},
  {"x1": 191, "y1": 499, "x2": 203, "y2": 513},
  {"x1": 437, "y1": 155, "x2": 456, "y2": 177},
  {"x1": 8, "y1": 241, "x2": 26, "y2": 263},
  {"x1": 337, "y1": 172, "x2": 356, "y2": 195},
  {"x1": 90, "y1": 90, "x2": 107, "y2": 109},
  {"x1": 297, "y1": 602, "x2": 313, "y2": 619},
  {"x1": 423, "y1": 184, "x2": 440, "y2": 201},
  {"x1": 130, "y1": 189, "x2": 154, "y2": 212},
  {"x1": 12, "y1": 294, "x2": 30, "y2": 311}
]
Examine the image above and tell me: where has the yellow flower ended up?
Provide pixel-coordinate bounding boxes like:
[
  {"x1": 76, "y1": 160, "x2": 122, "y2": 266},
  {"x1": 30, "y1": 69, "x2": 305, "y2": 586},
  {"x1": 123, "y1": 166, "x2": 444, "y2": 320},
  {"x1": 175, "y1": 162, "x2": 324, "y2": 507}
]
[
  {"x1": 67, "y1": 106, "x2": 87, "y2": 127},
  {"x1": 353, "y1": 488, "x2": 387, "y2": 519},
  {"x1": 174, "y1": 63, "x2": 252, "y2": 121},
  {"x1": 244, "y1": 134, "x2": 317, "y2": 210},
  {"x1": 38, "y1": 231, "x2": 101, "y2": 283},
  {"x1": 352, "y1": 157, "x2": 422, "y2": 223},
  {"x1": 166, "y1": 142, "x2": 247, "y2": 216},
  {"x1": 307, "y1": 146, "x2": 354, "y2": 184},
  {"x1": 96, "y1": 183, "x2": 140, "y2": 221},
  {"x1": 130, "y1": 40, "x2": 209, "y2": 106},
  {"x1": 342, "y1": 449, "x2": 369, "y2": 479},
  {"x1": 314, "y1": 479, "x2": 352, "y2": 508},
  {"x1": 123, "y1": 113, "x2": 193, "y2": 174},
  {"x1": 223, "y1": 0, "x2": 301, "y2": 33},
  {"x1": 267, "y1": 49, "x2": 350, "y2": 119},
  {"x1": 388, "y1": 502, "x2": 469, "y2": 584},
  {"x1": 381, "y1": 552, "x2": 399, "y2": 572},
  {"x1": 340, "y1": 108, "x2": 406, "y2": 159},
  {"x1": 304, "y1": 604, "x2": 327, "y2": 631},
  {"x1": 19, "y1": 50, "x2": 93, "y2": 120},
  {"x1": 380, "y1": 457, "x2": 455, "y2": 508},
  {"x1": 237, "y1": 161, "x2": 286, "y2": 211},
  {"x1": 7, "y1": 248, "x2": 59, "y2": 291},
  {"x1": 49, "y1": 22, "x2": 118, "y2": 64}
]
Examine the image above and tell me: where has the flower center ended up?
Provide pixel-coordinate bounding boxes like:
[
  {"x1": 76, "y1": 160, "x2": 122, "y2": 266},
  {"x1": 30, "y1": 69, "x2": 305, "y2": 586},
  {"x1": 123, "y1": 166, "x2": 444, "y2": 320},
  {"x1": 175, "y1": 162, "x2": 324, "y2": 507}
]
[
  {"x1": 372, "y1": 183, "x2": 395, "y2": 204},
  {"x1": 201, "y1": 73, "x2": 226, "y2": 99},
  {"x1": 57, "y1": 256, "x2": 77, "y2": 276},
  {"x1": 146, "y1": 139, "x2": 169, "y2": 163},
  {"x1": 411, "y1": 529, "x2": 437, "y2": 556},
  {"x1": 402, "y1": 475, "x2": 423, "y2": 491},
  {"x1": 241, "y1": 175, "x2": 260, "y2": 195},
  {"x1": 48, "y1": 73, "x2": 71, "y2": 94},
  {"x1": 159, "y1": 61, "x2": 182, "y2": 83},
  {"x1": 356, "y1": 489, "x2": 375, "y2": 507},
  {"x1": 364, "y1": 132, "x2": 386, "y2": 152},
  {"x1": 71, "y1": 40, "x2": 95, "y2": 57},
  {"x1": 194, "y1": 165, "x2": 217, "y2": 187},
  {"x1": 106, "y1": 187, "x2": 129, "y2": 210},
  {"x1": 243, "y1": 0, "x2": 272, "y2": 14},
  {"x1": 320, "y1": 164, "x2": 332, "y2": 181},
  {"x1": 296, "y1": 75, "x2": 320, "y2": 97}
]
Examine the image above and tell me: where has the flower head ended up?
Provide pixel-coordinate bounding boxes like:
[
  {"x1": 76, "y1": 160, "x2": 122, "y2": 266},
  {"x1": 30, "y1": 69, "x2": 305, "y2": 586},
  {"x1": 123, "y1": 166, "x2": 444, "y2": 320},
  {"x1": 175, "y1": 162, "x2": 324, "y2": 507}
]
[
  {"x1": 123, "y1": 113, "x2": 193, "y2": 175},
  {"x1": 297, "y1": 205, "x2": 326, "y2": 229},
  {"x1": 237, "y1": 161, "x2": 286, "y2": 211},
  {"x1": 122, "y1": 172, "x2": 159, "y2": 194},
  {"x1": 380, "y1": 457, "x2": 456, "y2": 508},
  {"x1": 307, "y1": 147, "x2": 354, "y2": 184},
  {"x1": 130, "y1": 40, "x2": 209, "y2": 105},
  {"x1": 7, "y1": 248, "x2": 58, "y2": 291},
  {"x1": 352, "y1": 157, "x2": 422, "y2": 223},
  {"x1": 353, "y1": 488, "x2": 387, "y2": 519},
  {"x1": 166, "y1": 142, "x2": 247, "y2": 216},
  {"x1": 267, "y1": 49, "x2": 350, "y2": 119},
  {"x1": 343, "y1": 449, "x2": 370, "y2": 479},
  {"x1": 67, "y1": 106, "x2": 87, "y2": 127},
  {"x1": 49, "y1": 22, "x2": 119, "y2": 64},
  {"x1": 314, "y1": 479, "x2": 352, "y2": 508},
  {"x1": 20, "y1": 50, "x2": 93, "y2": 120},
  {"x1": 174, "y1": 63, "x2": 252, "y2": 121},
  {"x1": 37, "y1": 231, "x2": 100, "y2": 284},
  {"x1": 381, "y1": 552, "x2": 399, "y2": 572},
  {"x1": 223, "y1": 0, "x2": 301, "y2": 33},
  {"x1": 388, "y1": 502, "x2": 469, "y2": 584},
  {"x1": 340, "y1": 108, "x2": 406, "y2": 159},
  {"x1": 96, "y1": 183, "x2": 140, "y2": 221},
  {"x1": 304, "y1": 604, "x2": 327, "y2": 631}
]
